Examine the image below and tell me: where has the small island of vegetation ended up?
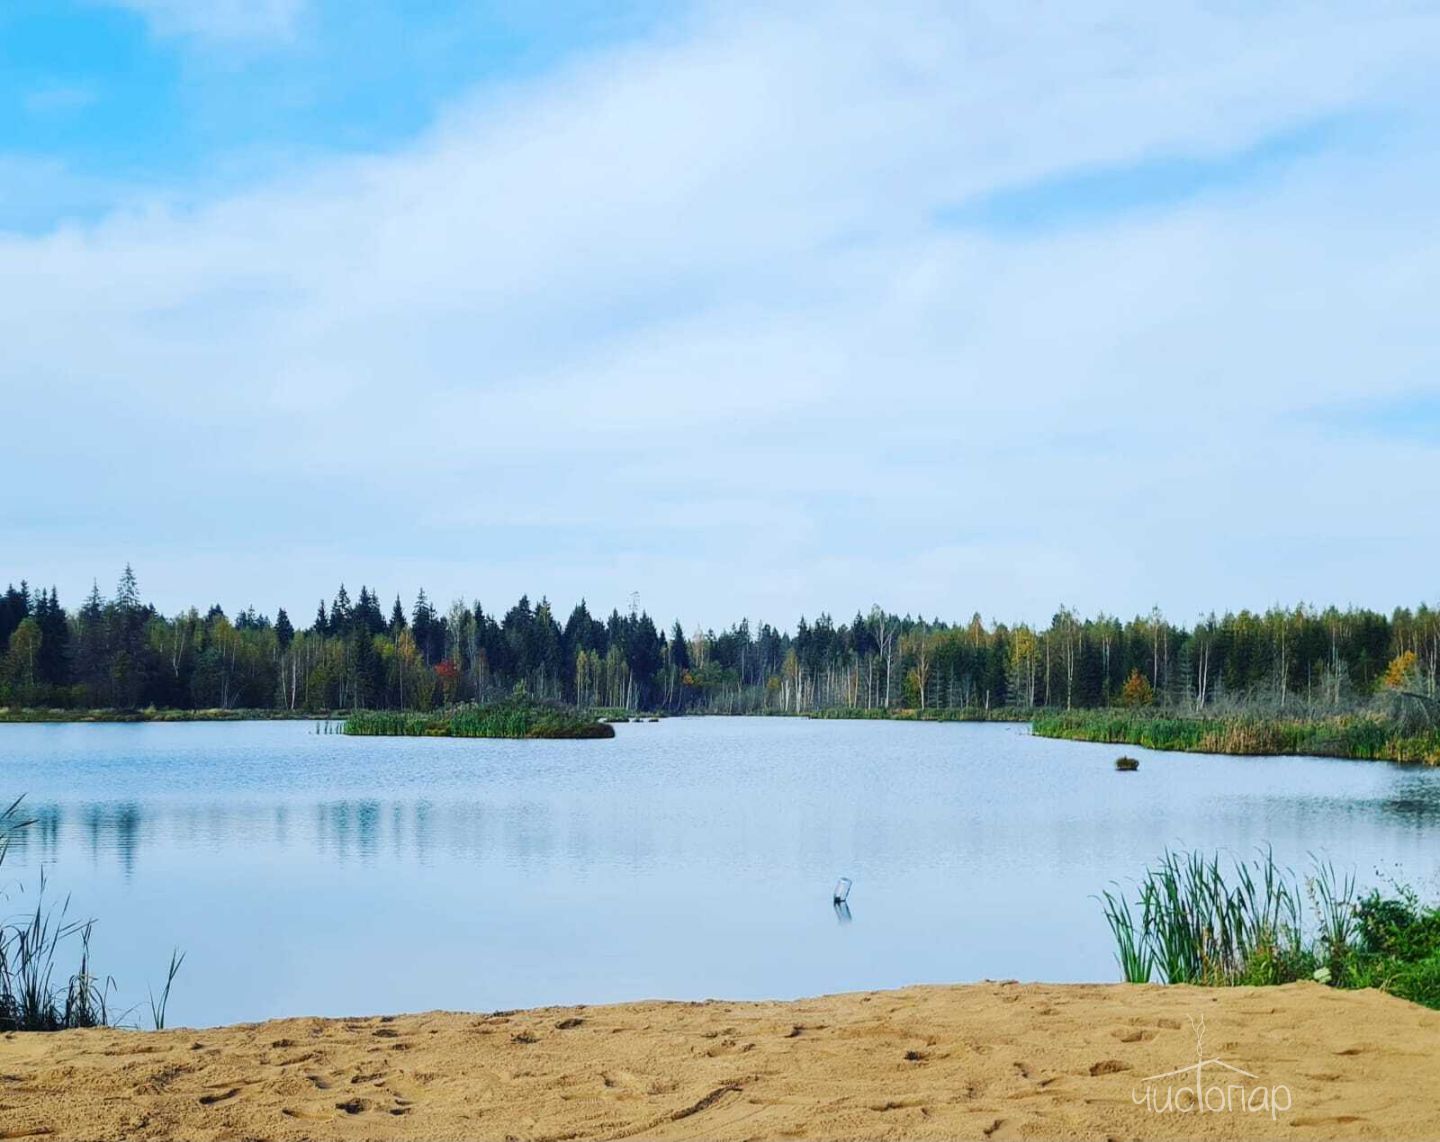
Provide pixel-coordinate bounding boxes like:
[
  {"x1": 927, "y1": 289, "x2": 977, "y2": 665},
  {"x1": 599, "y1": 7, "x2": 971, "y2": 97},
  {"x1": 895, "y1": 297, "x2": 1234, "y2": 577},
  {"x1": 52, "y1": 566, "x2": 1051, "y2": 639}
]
[{"x1": 343, "y1": 696, "x2": 614, "y2": 740}]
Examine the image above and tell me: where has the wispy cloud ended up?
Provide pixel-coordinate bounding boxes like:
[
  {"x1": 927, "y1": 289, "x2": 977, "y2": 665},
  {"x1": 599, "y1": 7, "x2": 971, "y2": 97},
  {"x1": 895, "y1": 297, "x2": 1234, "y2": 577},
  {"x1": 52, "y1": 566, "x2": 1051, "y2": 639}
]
[
  {"x1": 935, "y1": 115, "x2": 1374, "y2": 234},
  {"x1": 97, "y1": 0, "x2": 307, "y2": 44},
  {"x1": 1310, "y1": 393, "x2": 1440, "y2": 443},
  {"x1": 3, "y1": 1, "x2": 1439, "y2": 622},
  {"x1": 22, "y1": 84, "x2": 99, "y2": 116}
]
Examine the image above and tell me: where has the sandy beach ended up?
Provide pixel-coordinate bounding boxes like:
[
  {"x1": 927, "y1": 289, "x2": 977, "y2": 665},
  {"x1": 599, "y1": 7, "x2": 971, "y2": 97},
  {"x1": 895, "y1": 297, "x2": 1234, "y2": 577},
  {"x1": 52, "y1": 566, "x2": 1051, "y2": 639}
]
[{"x1": 2, "y1": 981, "x2": 1436, "y2": 1141}]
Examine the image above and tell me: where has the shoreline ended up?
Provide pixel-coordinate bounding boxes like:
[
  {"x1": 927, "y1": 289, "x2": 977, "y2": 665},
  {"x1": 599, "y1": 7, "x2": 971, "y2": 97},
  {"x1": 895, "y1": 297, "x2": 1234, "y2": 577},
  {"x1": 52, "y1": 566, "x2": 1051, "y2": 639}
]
[
  {"x1": 4, "y1": 982, "x2": 1438, "y2": 1140},
  {"x1": 1032, "y1": 709, "x2": 1440, "y2": 766},
  {"x1": 3, "y1": 706, "x2": 1438, "y2": 766},
  {"x1": 0, "y1": 707, "x2": 331, "y2": 723}
]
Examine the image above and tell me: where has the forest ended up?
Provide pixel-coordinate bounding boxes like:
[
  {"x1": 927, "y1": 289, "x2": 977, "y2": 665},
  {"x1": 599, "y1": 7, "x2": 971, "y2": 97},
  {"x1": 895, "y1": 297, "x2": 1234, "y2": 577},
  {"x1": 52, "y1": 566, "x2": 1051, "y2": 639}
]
[{"x1": 0, "y1": 566, "x2": 1437, "y2": 717}]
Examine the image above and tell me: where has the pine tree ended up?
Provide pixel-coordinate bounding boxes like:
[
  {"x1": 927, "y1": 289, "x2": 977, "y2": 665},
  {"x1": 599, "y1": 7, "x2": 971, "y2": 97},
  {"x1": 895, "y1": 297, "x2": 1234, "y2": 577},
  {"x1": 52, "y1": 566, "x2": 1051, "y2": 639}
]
[
  {"x1": 275, "y1": 608, "x2": 294, "y2": 650},
  {"x1": 35, "y1": 588, "x2": 70, "y2": 687},
  {"x1": 354, "y1": 587, "x2": 384, "y2": 635},
  {"x1": 331, "y1": 585, "x2": 352, "y2": 631},
  {"x1": 0, "y1": 581, "x2": 30, "y2": 650},
  {"x1": 74, "y1": 582, "x2": 109, "y2": 701},
  {"x1": 116, "y1": 564, "x2": 140, "y2": 612},
  {"x1": 413, "y1": 589, "x2": 438, "y2": 663}
]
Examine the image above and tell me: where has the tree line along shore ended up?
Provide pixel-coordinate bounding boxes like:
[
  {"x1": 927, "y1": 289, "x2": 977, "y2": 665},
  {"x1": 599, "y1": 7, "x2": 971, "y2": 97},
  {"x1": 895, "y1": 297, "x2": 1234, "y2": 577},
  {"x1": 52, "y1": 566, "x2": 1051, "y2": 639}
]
[{"x1": 0, "y1": 566, "x2": 1437, "y2": 759}]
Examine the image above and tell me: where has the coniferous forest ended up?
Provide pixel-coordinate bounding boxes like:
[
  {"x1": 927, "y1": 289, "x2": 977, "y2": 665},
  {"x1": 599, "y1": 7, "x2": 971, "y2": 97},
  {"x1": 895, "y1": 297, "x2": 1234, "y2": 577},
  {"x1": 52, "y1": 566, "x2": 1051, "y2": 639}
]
[{"x1": 1, "y1": 566, "x2": 1437, "y2": 719}]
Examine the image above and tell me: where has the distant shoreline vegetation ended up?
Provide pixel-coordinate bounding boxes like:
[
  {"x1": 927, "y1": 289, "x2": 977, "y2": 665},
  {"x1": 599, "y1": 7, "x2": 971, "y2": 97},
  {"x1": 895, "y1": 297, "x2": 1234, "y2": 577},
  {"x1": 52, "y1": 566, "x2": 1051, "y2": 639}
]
[
  {"x1": 0, "y1": 707, "x2": 324, "y2": 723},
  {"x1": 5, "y1": 703, "x2": 1436, "y2": 765},
  {"x1": 1, "y1": 565, "x2": 1438, "y2": 759},
  {"x1": 1033, "y1": 710, "x2": 1440, "y2": 765},
  {"x1": 805, "y1": 706, "x2": 1030, "y2": 723},
  {"x1": 342, "y1": 698, "x2": 614, "y2": 740}
]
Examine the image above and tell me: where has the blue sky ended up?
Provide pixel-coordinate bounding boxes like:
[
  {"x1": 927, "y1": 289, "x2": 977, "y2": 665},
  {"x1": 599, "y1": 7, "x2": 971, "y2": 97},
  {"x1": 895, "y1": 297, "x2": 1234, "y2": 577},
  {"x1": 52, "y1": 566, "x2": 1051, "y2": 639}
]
[
  {"x1": 0, "y1": 1, "x2": 673, "y2": 228},
  {"x1": 1, "y1": 1, "x2": 1438, "y2": 626}
]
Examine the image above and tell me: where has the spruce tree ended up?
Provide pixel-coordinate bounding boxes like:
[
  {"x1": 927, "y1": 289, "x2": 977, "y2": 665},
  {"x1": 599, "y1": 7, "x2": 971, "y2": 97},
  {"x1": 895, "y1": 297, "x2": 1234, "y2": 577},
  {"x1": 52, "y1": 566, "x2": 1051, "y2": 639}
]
[
  {"x1": 35, "y1": 588, "x2": 70, "y2": 688},
  {"x1": 331, "y1": 585, "x2": 352, "y2": 631},
  {"x1": 275, "y1": 608, "x2": 294, "y2": 650}
]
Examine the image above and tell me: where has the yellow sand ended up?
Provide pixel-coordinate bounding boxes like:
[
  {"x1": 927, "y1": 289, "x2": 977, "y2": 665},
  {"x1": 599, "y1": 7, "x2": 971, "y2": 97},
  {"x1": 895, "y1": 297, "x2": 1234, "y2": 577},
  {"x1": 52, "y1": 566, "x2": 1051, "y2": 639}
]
[{"x1": 2, "y1": 982, "x2": 1437, "y2": 1140}]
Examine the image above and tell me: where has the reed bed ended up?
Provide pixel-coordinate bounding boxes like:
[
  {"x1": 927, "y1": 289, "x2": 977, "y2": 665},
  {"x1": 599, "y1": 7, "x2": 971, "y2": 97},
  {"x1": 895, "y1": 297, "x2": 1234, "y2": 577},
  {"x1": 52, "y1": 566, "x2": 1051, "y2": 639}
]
[
  {"x1": 0, "y1": 707, "x2": 331, "y2": 723},
  {"x1": 1034, "y1": 710, "x2": 1440, "y2": 764},
  {"x1": 1100, "y1": 848, "x2": 1440, "y2": 1008},
  {"x1": 344, "y1": 699, "x2": 615, "y2": 739},
  {"x1": 1, "y1": 797, "x2": 112, "y2": 1031},
  {"x1": 809, "y1": 707, "x2": 1031, "y2": 723}
]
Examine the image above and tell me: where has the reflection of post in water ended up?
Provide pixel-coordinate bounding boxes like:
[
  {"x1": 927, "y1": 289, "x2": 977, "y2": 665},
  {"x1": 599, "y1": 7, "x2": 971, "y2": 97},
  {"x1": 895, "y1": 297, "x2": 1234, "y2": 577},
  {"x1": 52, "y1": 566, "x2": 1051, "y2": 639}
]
[
  {"x1": 82, "y1": 802, "x2": 143, "y2": 879},
  {"x1": 832, "y1": 876, "x2": 853, "y2": 924},
  {"x1": 2, "y1": 802, "x2": 63, "y2": 863},
  {"x1": 833, "y1": 900, "x2": 852, "y2": 924},
  {"x1": 318, "y1": 800, "x2": 384, "y2": 862}
]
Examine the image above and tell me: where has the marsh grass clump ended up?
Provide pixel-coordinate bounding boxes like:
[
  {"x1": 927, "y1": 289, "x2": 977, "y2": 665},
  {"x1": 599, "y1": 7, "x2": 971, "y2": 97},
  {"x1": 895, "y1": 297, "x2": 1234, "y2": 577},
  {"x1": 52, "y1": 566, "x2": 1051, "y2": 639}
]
[
  {"x1": 2, "y1": 796, "x2": 183, "y2": 1031},
  {"x1": 589, "y1": 707, "x2": 662, "y2": 722},
  {"x1": 1, "y1": 797, "x2": 112, "y2": 1031},
  {"x1": 1100, "y1": 848, "x2": 1440, "y2": 1008},
  {"x1": 809, "y1": 707, "x2": 1030, "y2": 723},
  {"x1": 1100, "y1": 848, "x2": 1309, "y2": 987},
  {"x1": 345, "y1": 697, "x2": 615, "y2": 740}
]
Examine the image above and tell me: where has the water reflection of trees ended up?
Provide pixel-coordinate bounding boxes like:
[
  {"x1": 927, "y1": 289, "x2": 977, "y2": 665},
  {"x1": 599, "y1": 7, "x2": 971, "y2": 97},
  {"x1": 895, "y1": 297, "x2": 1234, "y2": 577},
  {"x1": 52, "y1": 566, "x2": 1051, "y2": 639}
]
[
  {"x1": 2, "y1": 799, "x2": 576, "y2": 874},
  {"x1": 6, "y1": 780, "x2": 1439, "y2": 879}
]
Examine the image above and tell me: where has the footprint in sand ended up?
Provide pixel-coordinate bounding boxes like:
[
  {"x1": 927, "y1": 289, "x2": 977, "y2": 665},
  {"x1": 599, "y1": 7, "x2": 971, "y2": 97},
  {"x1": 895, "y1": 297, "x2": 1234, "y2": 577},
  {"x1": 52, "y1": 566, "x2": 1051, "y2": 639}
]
[
  {"x1": 868, "y1": 1098, "x2": 926, "y2": 1112},
  {"x1": 1292, "y1": 1115, "x2": 1367, "y2": 1126},
  {"x1": 601, "y1": 1070, "x2": 643, "y2": 1096}
]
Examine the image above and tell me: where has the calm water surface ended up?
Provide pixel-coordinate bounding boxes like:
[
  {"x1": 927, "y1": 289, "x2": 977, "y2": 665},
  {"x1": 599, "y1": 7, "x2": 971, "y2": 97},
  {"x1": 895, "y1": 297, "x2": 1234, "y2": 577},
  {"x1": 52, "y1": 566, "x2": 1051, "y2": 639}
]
[{"x1": 1, "y1": 718, "x2": 1437, "y2": 1027}]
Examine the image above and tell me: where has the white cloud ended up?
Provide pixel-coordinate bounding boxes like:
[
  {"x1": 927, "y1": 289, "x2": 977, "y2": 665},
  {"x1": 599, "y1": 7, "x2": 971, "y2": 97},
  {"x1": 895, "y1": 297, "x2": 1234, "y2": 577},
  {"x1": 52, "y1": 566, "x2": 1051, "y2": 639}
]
[
  {"x1": 3, "y1": 1, "x2": 1439, "y2": 624},
  {"x1": 23, "y1": 85, "x2": 99, "y2": 115},
  {"x1": 99, "y1": 0, "x2": 307, "y2": 43}
]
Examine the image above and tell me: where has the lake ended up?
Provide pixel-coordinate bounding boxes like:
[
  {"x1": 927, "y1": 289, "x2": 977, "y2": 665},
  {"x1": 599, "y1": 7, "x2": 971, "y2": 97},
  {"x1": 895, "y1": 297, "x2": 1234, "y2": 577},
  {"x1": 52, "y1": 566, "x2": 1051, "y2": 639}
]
[{"x1": 1, "y1": 717, "x2": 1437, "y2": 1028}]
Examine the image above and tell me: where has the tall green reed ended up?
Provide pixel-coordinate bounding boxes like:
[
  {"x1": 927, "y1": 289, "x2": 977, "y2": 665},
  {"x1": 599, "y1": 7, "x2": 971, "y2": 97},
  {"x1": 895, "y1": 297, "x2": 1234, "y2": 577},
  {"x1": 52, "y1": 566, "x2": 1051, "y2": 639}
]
[
  {"x1": 2, "y1": 795, "x2": 175, "y2": 1031},
  {"x1": 1099, "y1": 847, "x2": 1315, "y2": 986}
]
